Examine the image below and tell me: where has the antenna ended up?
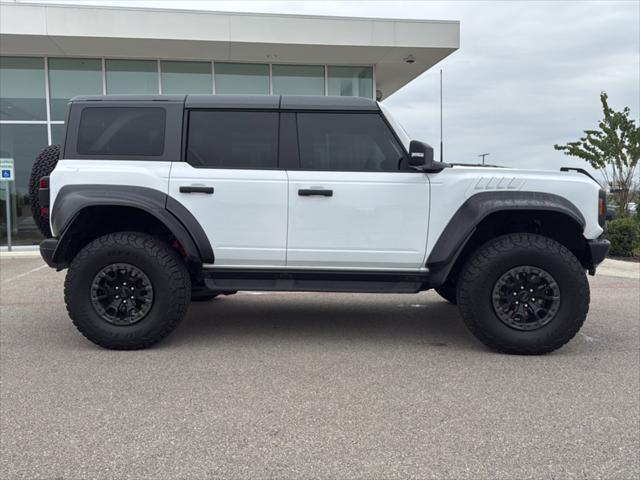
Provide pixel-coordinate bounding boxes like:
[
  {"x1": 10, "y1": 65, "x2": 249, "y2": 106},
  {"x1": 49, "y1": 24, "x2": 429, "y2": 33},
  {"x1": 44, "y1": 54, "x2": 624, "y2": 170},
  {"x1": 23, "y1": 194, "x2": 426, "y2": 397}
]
[
  {"x1": 440, "y1": 69, "x2": 443, "y2": 163},
  {"x1": 479, "y1": 153, "x2": 490, "y2": 165}
]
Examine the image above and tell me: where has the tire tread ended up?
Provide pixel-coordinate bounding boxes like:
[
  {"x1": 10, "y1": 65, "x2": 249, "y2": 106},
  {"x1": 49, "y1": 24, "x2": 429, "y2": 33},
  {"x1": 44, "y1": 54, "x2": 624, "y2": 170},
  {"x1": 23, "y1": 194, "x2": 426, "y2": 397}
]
[
  {"x1": 457, "y1": 233, "x2": 589, "y2": 355},
  {"x1": 64, "y1": 232, "x2": 190, "y2": 349}
]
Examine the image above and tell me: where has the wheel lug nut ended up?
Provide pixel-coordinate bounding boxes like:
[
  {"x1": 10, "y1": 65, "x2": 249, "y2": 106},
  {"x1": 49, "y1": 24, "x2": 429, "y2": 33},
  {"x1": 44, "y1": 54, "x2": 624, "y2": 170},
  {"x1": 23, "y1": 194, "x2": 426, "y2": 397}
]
[
  {"x1": 529, "y1": 289, "x2": 533, "y2": 293},
  {"x1": 513, "y1": 292, "x2": 517, "y2": 296},
  {"x1": 131, "y1": 296, "x2": 134, "y2": 299},
  {"x1": 515, "y1": 301, "x2": 519, "y2": 304},
  {"x1": 115, "y1": 295, "x2": 119, "y2": 299},
  {"x1": 520, "y1": 286, "x2": 524, "y2": 290},
  {"x1": 524, "y1": 304, "x2": 529, "y2": 308},
  {"x1": 115, "y1": 286, "x2": 119, "y2": 290}
]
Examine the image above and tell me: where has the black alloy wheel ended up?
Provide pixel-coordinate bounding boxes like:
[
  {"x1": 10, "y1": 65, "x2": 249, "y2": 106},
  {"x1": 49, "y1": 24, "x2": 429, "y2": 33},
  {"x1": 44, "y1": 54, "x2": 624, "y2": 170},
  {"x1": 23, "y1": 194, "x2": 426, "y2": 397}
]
[
  {"x1": 491, "y1": 266, "x2": 561, "y2": 331},
  {"x1": 90, "y1": 263, "x2": 154, "y2": 326}
]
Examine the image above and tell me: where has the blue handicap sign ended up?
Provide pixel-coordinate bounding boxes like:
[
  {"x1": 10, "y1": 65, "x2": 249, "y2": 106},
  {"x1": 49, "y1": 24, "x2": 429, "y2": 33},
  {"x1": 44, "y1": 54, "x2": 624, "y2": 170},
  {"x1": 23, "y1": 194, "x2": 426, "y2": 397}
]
[{"x1": 1, "y1": 169, "x2": 10, "y2": 178}]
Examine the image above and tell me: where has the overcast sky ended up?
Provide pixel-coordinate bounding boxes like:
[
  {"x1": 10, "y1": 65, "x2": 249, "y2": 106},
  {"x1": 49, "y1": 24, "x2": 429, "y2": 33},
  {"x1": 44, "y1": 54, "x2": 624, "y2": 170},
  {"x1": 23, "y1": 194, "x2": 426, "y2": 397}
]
[{"x1": 18, "y1": 0, "x2": 640, "y2": 174}]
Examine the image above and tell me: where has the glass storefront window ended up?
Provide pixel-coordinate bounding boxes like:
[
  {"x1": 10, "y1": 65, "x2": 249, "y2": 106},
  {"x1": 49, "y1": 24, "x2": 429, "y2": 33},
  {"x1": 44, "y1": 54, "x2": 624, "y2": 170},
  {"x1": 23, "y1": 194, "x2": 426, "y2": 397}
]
[
  {"x1": 105, "y1": 59, "x2": 158, "y2": 95},
  {"x1": 161, "y1": 61, "x2": 212, "y2": 94},
  {"x1": 0, "y1": 124, "x2": 48, "y2": 245},
  {"x1": 272, "y1": 65, "x2": 324, "y2": 96},
  {"x1": 0, "y1": 57, "x2": 47, "y2": 121},
  {"x1": 215, "y1": 63, "x2": 269, "y2": 95},
  {"x1": 327, "y1": 66, "x2": 373, "y2": 98},
  {"x1": 48, "y1": 58, "x2": 102, "y2": 121},
  {"x1": 51, "y1": 124, "x2": 66, "y2": 146}
]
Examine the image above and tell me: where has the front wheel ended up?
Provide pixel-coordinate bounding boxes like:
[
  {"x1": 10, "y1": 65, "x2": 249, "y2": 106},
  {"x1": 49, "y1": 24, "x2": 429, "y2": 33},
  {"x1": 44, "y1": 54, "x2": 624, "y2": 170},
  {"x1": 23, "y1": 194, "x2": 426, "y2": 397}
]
[
  {"x1": 434, "y1": 280, "x2": 457, "y2": 304},
  {"x1": 457, "y1": 233, "x2": 589, "y2": 355},
  {"x1": 65, "y1": 232, "x2": 191, "y2": 350}
]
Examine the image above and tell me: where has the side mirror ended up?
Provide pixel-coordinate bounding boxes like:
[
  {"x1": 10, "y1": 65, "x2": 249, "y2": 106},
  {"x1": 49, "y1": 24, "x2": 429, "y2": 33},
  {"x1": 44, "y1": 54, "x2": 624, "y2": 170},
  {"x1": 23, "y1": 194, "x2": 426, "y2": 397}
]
[{"x1": 408, "y1": 140, "x2": 434, "y2": 167}]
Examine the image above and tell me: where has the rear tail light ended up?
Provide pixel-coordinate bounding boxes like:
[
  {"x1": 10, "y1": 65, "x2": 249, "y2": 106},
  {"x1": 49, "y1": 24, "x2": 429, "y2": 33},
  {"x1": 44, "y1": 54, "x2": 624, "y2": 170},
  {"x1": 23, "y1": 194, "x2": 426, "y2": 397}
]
[
  {"x1": 39, "y1": 177, "x2": 49, "y2": 189},
  {"x1": 40, "y1": 207, "x2": 49, "y2": 217}
]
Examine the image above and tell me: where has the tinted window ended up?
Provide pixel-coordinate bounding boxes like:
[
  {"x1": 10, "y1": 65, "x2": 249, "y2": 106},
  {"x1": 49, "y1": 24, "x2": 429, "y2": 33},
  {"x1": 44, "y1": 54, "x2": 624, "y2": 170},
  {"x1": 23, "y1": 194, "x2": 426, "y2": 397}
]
[
  {"x1": 77, "y1": 107, "x2": 165, "y2": 156},
  {"x1": 187, "y1": 111, "x2": 278, "y2": 169},
  {"x1": 297, "y1": 113, "x2": 404, "y2": 171}
]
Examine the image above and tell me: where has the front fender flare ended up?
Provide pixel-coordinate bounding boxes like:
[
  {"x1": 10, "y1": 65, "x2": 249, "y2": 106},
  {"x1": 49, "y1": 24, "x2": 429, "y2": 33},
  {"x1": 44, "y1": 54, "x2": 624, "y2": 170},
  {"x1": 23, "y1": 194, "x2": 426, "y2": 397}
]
[{"x1": 426, "y1": 191, "x2": 586, "y2": 286}]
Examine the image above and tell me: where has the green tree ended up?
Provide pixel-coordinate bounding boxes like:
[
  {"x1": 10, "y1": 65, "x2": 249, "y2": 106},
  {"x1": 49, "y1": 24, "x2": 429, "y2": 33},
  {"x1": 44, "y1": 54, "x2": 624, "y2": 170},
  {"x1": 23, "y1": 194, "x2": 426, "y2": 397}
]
[{"x1": 554, "y1": 92, "x2": 639, "y2": 215}]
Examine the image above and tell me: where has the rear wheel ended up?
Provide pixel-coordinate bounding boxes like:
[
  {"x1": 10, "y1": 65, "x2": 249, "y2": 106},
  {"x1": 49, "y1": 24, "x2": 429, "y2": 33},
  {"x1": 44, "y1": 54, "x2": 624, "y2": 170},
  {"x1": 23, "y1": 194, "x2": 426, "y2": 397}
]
[
  {"x1": 457, "y1": 233, "x2": 589, "y2": 355},
  {"x1": 29, "y1": 144, "x2": 60, "y2": 238},
  {"x1": 65, "y1": 232, "x2": 191, "y2": 349}
]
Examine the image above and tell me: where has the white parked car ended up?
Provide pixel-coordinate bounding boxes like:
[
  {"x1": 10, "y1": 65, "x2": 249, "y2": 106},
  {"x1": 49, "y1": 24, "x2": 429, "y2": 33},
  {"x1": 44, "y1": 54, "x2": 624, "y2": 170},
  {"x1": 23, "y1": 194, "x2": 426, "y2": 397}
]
[{"x1": 31, "y1": 95, "x2": 610, "y2": 353}]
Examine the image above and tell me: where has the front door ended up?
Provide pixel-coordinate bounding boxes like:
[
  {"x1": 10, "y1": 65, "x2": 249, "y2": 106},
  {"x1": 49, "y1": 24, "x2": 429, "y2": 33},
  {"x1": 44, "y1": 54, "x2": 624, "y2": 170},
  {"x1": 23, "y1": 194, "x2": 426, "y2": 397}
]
[
  {"x1": 169, "y1": 109, "x2": 288, "y2": 267},
  {"x1": 286, "y1": 112, "x2": 430, "y2": 270}
]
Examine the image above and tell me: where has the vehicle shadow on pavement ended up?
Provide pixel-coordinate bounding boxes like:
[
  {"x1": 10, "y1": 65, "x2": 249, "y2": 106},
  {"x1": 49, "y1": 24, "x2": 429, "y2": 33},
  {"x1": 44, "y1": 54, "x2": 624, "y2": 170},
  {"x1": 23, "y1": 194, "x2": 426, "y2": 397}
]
[{"x1": 164, "y1": 292, "x2": 480, "y2": 351}]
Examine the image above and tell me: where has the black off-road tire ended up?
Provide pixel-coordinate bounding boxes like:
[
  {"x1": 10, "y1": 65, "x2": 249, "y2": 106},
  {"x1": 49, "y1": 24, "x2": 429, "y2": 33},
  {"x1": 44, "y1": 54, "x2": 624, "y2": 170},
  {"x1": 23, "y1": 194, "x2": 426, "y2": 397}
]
[
  {"x1": 65, "y1": 232, "x2": 191, "y2": 350},
  {"x1": 29, "y1": 144, "x2": 60, "y2": 238},
  {"x1": 457, "y1": 233, "x2": 589, "y2": 355},
  {"x1": 435, "y1": 280, "x2": 457, "y2": 304}
]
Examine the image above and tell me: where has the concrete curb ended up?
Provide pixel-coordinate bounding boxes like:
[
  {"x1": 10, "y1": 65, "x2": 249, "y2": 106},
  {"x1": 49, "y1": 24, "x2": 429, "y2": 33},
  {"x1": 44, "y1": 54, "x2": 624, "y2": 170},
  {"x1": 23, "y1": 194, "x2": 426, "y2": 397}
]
[
  {"x1": 0, "y1": 249, "x2": 40, "y2": 258},
  {"x1": 597, "y1": 258, "x2": 640, "y2": 279}
]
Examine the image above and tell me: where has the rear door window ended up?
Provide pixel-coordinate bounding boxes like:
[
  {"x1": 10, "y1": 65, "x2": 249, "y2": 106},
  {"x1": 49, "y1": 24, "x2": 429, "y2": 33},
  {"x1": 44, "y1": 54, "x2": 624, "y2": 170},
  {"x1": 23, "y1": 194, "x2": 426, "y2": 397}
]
[
  {"x1": 186, "y1": 110, "x2": 279, "y2": 169},
  {"x1": 77, "y1": 107, "x2": 166, "y2": 156}
]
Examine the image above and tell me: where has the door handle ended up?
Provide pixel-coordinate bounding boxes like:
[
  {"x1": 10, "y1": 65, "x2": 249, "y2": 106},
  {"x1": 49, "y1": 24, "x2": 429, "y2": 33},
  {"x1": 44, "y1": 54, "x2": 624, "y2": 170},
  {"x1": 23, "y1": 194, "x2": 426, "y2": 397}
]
[
  {"x1": 179, "y1": 186, "x2": 214, "y2": 194},
  {"x1": 298, "y1": 189, "x2": 333, "y2": 197}
]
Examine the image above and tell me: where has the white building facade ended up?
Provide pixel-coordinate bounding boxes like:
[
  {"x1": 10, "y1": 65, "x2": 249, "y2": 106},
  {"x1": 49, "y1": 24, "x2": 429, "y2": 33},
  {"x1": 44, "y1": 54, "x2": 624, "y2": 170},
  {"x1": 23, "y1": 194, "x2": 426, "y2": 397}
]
[{"x1": 0, "y1": 1, "x2": 459, "y2": 246}]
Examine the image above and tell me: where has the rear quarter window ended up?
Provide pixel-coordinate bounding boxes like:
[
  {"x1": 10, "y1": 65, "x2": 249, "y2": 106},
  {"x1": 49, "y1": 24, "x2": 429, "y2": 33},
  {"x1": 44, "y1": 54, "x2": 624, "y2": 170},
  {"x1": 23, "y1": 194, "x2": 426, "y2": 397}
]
[{"x1": 77, "y1": 107, "x2": 166, "y2": 156}]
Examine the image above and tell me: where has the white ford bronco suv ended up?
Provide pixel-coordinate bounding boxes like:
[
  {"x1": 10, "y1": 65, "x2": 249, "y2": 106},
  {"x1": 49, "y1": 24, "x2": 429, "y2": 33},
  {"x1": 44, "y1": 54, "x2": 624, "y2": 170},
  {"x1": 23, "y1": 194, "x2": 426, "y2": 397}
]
[{"x1": 31, "y1": 95, "x2": 610, "y2": 354}]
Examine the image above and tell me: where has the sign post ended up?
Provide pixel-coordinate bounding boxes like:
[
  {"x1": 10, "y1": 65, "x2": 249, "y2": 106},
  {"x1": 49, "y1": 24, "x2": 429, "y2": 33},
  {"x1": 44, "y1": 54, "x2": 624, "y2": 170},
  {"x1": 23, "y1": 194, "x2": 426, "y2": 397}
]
[{"x1": 1, "y1": 158, "x2": 15, "y2": 251}]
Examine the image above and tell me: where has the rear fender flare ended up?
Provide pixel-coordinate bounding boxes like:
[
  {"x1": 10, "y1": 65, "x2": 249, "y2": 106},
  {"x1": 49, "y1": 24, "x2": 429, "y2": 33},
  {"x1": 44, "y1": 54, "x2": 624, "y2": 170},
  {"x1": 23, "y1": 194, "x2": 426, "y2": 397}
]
[{"x1": 50, "y1": 185, "x2": 214, "y2": 264}]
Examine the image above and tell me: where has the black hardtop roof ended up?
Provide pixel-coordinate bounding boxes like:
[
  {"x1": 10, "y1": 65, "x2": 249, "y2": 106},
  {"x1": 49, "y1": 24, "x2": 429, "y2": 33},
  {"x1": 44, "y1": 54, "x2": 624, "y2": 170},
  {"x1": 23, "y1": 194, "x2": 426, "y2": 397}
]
[{"x1": 70, "y1": 94, "x2": 379, "y2": 111}]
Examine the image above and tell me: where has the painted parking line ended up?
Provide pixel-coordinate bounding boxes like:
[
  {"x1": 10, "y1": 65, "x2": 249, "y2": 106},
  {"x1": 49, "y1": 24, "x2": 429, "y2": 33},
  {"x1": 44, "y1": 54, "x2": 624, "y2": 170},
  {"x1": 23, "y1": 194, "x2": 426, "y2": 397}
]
[{"x1": 1, "y1": 264, "x2": 48, "y2": 284}]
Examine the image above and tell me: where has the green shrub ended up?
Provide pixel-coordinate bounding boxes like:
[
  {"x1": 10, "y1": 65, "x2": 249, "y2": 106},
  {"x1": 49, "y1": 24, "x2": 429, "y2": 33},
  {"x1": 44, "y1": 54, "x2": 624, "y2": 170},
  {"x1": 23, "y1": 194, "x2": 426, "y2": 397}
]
[{"x1": 607, "y1": 216, "x2": 640, "y2": 257}]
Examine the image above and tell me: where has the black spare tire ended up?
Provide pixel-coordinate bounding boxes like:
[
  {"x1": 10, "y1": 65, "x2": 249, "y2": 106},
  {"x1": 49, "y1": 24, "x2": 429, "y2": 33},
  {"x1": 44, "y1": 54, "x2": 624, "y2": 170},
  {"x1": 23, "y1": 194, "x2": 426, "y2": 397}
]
[{"x1": 29, "y1": 144, "x2": 60, "y2": 238}]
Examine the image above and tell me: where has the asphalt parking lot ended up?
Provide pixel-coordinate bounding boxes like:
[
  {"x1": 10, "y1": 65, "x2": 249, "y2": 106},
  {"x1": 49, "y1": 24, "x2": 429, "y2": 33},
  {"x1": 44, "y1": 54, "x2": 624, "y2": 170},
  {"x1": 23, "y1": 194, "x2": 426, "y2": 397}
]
[{"x1": 1, "y1": 255, "x2": 639, "y2": 479}]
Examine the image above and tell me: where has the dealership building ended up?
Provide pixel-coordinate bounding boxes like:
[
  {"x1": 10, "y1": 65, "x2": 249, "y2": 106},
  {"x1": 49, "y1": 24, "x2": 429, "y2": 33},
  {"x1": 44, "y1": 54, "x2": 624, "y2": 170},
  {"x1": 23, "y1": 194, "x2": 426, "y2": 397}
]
[{"x1": 0, "y1": 1, "x2": 459, "y2": 247}]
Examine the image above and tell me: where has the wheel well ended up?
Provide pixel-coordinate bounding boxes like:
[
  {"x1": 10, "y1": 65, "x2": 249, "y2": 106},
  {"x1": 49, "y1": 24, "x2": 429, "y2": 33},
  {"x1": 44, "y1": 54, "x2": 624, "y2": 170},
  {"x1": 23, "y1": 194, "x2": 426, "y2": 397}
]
[
  {"x1": 55, "y1": 206, "x2": 185, "y2": 266},
  {"x1": 444, "y1": 210, "x2": 589, "y2": 284}
]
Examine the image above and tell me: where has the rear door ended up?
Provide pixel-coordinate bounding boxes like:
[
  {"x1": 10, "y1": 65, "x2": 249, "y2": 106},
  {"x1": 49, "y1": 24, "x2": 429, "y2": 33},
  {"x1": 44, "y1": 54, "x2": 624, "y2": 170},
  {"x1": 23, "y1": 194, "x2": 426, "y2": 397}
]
[
  {"x1": 169, "y1": 109, "x2": 288, "y2": 267},
  {"x1": 286, "y1": 111, "x2": 430, "y2": 270}
]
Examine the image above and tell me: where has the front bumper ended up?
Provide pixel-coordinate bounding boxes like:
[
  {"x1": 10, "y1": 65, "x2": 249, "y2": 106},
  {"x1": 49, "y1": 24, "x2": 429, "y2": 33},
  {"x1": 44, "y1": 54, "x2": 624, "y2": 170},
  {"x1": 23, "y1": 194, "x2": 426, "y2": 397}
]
[{"x1": 587, "y1": 237, "x2": 610, "y2": 274}]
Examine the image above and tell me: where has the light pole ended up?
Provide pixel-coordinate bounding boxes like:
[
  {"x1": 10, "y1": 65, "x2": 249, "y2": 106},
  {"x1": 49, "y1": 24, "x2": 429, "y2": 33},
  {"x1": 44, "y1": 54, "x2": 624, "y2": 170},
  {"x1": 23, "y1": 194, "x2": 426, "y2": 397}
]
[
  {"x1": 440, "y1": 69, "x2": 443, "y2": 163},
  {"x1": 478, "y1": 153, "x2": 490, "y2": 166}
]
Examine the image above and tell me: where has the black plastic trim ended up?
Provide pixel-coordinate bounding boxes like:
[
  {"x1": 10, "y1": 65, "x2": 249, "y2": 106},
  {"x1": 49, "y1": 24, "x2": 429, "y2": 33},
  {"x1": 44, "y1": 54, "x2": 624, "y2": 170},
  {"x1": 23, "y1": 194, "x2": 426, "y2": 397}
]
[
  {"x1": 165, "y1": 195, "x2": 214, "y2": 262},
  {"x1": 50, "y1": 185, "x2": 213, "y2": 265},
  {"x1": 179, "y1": 186, "x2": 214, "y2": 194},
  {"x1": 587, "y1": 237, "x2": 610, "y2": 274},
  {"x1": 426, "y1": 191, "x2": 587, "y2": 285},
  {"x1": 39, "y1": 238, "x2": 62, "y2": 269},
  {"x1": 202, "y1": 268, "x2": 428, "y2": 293}
]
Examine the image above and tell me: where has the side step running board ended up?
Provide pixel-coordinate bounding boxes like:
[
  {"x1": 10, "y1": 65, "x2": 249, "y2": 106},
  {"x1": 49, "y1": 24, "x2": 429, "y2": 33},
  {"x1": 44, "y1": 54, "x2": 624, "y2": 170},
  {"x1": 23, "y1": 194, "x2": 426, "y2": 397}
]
[{"x1": 202, "y1": 268, "x2": 429, "y2": 294}]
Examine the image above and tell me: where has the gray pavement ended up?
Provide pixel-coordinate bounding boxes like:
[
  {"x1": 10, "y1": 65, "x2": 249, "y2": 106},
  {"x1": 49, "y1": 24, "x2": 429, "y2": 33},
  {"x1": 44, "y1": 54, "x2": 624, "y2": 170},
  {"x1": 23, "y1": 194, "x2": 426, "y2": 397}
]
[{"x1": 1, "y1": 256, "x2": 639, "y2": 479}]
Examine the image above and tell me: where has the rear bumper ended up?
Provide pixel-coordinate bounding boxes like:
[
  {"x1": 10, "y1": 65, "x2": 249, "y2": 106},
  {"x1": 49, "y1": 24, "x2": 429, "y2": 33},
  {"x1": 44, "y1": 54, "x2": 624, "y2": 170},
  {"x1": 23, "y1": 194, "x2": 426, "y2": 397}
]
[
  {"x1": 587, "y1": 237, "x2": 610, "y2": 274},
  {"x1": 39, "y1": 238, "x2": 64, "y2": 269}
]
